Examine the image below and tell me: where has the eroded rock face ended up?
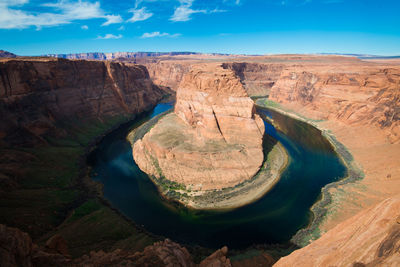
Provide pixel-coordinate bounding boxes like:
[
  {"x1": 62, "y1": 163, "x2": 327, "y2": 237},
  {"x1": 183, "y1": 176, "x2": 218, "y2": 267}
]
[
  {"x1": 133, "y1": 64, "x2": 265, "y2": 191},
  {"x1": 274, "y1": 195, "x2": 400, "y2": 266},
  {"x1": 174, "y1": 64, "x2": 265, "y2": 146},
  {"x1": 0, "y1": 224, "x2": 33, "y2": 267},
  {"x1": 0, "y1": 58, "x2": 165, "y2": 147}
]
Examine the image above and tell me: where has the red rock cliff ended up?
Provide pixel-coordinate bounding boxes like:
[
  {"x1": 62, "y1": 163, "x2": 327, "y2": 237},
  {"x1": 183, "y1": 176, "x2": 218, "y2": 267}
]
[{"x1": 0, "y1": 58, "x2": 164, "y2": 147}]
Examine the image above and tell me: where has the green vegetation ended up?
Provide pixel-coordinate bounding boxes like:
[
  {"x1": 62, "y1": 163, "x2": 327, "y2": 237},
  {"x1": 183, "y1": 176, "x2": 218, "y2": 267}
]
[{"x1": 64, "y1": 199, "x2": 102, "y2": 224}]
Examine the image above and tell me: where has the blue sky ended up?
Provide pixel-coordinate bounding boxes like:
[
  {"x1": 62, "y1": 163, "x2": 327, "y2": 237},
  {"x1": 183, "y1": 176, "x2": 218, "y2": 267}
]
[{"x1": 1, "y1": 0, "x2": 399, "y2": 55}]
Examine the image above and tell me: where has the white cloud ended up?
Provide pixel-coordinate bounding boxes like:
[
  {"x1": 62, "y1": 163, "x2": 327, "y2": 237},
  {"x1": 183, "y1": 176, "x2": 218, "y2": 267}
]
[
  {"x1": 209, "y1": 8, "x2": 227, "y2": 13},
  {"x1": 127, "y1": 7, "x2": 153, "y2": 23},
  {"x1": 81, "y1": 24, "x2": 88, "y2": 29},
  {"x1": 102, "y1": 14, "x2": 123, "y2": 26},
  {"x1": 118, "y1": 25, "x2": 125, "y2": 31},
  {"x1": 141, "y1": 31, "x2": 181, "y2": 38},
  {"x1": 222, "y1": 0, "x2": 240, "y2": 5},
  {"x1": 0, "y1": 0, "x2": 29, "y2": 5},
  {"x1": 97, "y1": 33, "x2": 122, "y2": 39},
  {"x1": 0, "y1": 0, "x2": 123, "y2": 29},
  {"x1": 170, "y1": 0, "x2": 206, "y2": 22}
]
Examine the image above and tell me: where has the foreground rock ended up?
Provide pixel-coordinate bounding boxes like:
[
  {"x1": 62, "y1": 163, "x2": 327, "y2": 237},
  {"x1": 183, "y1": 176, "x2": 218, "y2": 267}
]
[
  {"x1": 132, "y1": 64, "x2": 274, "y2": 208},
  {"x1": 0, "y1": 223, "x2": 233, "y2": 267},
  {"x1": 274, "y1": 195, "x2": 400, "y2": 266}
]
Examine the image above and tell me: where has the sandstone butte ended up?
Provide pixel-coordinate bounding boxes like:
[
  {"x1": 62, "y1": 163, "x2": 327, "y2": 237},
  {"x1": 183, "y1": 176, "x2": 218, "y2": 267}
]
[{"x1": 132, "y1": 63, "x2": 272, "y2": 206}]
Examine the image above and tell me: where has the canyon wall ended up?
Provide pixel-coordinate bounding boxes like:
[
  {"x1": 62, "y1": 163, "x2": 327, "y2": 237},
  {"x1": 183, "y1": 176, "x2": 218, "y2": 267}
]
[
  {"x1": 0, "y1": 58, "x2": 165, "y2": 147},
  {"x1": 0, "y1": 58, "x2": 166, "y2": 255},
  {"x1": 143, "y1": 56, "x2": 399, "y2": 143},
  {"x1": 267, "y1": 64, "x2": 400, "y2": 144},
  {"x1": 222, "y1": 62, "x2": 284, "y2": 97},
  {"x1": 143, "y1": 61, "x2": 191, "y2": 90}
]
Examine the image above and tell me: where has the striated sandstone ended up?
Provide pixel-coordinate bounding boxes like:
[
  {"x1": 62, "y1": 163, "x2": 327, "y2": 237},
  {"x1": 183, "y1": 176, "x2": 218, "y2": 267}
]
[
  {"x1": 144, "y1": 61, "x2": 191, "y2": 90},
  {"x1": 133, "y1": 64, "x2": 265, "y2": 192},
  {"x1": 0, "y1": 58, "x2": 165, "y2": 147},
  {"x1": 0, "y1": 57, "x2": 166, "y2": 245},
  {"x1": 274, "y1": 195, "x2": 400, "y2": 267}
]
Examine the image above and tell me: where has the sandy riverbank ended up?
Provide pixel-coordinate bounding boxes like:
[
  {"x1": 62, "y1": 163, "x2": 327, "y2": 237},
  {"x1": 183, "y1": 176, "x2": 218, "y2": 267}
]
[{"x1": 127, "y1": 112, "x2": 289, "y2": 211}]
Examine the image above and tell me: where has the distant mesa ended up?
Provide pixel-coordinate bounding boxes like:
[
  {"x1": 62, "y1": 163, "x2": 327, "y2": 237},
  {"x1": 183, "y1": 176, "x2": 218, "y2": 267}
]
[
  {"x1": 45, "y1": 52, "x2": 200, "y2": 60},
  {"x1": 0, "y1": 50, "x2": 17, "y2": 58}
]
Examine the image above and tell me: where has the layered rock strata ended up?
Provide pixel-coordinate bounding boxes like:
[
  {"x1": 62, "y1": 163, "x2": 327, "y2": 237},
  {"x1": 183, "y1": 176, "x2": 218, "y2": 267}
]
[
  {"x1": 133, "y1": 64, "x2": 265, "y2": 193},
  {"x1": 0, "y1": 58, "x2": 165, "y2": 147},
  {"x1": 275, "y1": 195, "x2": 400, "y2": 266},
  {"x1": 0, "y1": 57, "x2": 165, "y2": 249}
]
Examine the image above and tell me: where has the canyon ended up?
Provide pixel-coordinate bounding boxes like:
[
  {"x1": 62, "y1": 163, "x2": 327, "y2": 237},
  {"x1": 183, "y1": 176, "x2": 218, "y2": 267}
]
[
  {"x1": 0, "y1": 52, "x2": 399, "y2": 266},
  {"x1": 138, "y1": 54, "x2": 400, "y2": 265},
  {"x1": 0, "y1": 57, "x2": 166, "y2": 259}
]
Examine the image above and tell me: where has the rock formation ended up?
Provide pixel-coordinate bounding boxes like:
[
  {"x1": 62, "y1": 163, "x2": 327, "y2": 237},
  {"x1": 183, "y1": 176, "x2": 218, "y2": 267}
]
[
  {"x1": 133, "y1": 64, "x2": 265, "y2": 192},
  {"x1": 0, "y1": 223, "x2": 233, "y2": 267},
  {"x1": 275, "y1": 195, "x2": 400, "y2": 266},
  {"x1": 144, "y1": 61, "x2": 191, "y2": 90},
  {"x1": 0, "y1": 57, "x2": 165, "y2": 147}
]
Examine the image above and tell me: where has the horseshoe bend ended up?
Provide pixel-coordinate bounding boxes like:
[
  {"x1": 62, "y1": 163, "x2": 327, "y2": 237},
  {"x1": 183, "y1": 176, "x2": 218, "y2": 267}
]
[
  {"x1": 2, "y1": 1, "x2": 400, "y2": 265},
  {"x1": 131, "y1": 64, "x2": 288, "y2": 209}
]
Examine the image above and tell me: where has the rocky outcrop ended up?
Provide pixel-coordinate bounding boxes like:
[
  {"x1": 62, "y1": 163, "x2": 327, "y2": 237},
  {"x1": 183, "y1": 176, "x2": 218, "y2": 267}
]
[
  {"x1": 274, "y1": 195, "x2": 400, "y2": 266},
  {"x1": 0, "y1": 58, "x2": 165, "y2": 147},
  {"x1": 133, "y1": 64, "x2": 265, "y2": 193},
  {"x1": 0, "y1": 224, "x2": 33, "y2": 267},
  {"x1": 0, "y1": 223, "x2": 234, "y2": 267},
  {"x1": 174, "y1": 64, "x2": 264, "y2": 147}
]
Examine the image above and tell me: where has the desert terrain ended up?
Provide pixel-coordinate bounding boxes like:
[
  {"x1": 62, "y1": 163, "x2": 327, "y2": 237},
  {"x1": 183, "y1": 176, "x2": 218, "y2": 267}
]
[{"x1": 0, "y1": 53, "x2": 399, "y2": 266}]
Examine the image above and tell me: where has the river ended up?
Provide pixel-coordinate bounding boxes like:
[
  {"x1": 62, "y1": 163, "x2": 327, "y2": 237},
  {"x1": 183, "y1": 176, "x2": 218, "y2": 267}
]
[{"x1": 88, "y1": 102, "x2": 346, "y2": 250}]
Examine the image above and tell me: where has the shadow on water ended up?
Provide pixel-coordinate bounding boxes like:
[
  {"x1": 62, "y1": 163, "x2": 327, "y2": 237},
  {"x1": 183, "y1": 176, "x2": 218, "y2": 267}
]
[{"x1": 88, "y1": 102, "x2": 346, "y2": 252}]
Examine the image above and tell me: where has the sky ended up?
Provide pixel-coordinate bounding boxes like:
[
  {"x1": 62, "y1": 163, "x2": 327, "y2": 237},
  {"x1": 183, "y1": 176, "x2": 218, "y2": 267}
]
[{"x1": 0, "y1": 0, "x2": 399, "y2": 56}]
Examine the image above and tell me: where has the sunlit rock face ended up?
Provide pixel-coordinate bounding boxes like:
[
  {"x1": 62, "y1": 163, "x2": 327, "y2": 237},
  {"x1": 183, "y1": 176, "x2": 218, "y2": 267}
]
[{"x1": 133, "y1": 64, "x2": 265, "y2": 191}]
